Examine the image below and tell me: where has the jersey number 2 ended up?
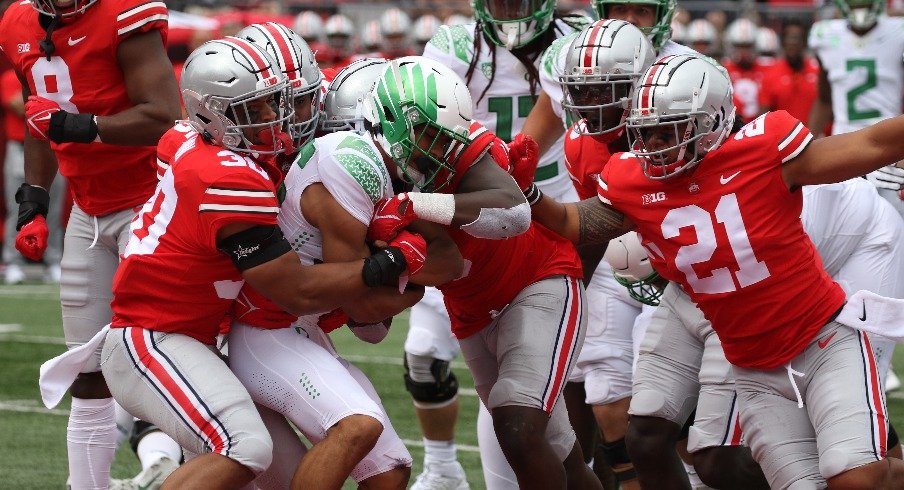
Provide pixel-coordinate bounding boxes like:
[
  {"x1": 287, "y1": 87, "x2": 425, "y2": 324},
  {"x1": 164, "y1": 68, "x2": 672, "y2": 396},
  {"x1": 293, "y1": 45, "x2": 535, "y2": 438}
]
[
  {"x1": 845, "y1": 59, "x2": 881, "y2": 122},
  {"x1": 661, "y1": 193, "x2": 771, "y2": 294}
]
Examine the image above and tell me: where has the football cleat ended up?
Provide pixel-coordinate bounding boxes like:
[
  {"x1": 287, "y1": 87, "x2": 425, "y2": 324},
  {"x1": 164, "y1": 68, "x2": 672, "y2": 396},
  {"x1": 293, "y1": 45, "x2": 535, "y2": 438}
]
[
  {"x1": 108, "y1": 456, "x2": 179, "y2": 490},
  {"x1": 411, "y1": 461, "x2": 470, "y2": 490}
]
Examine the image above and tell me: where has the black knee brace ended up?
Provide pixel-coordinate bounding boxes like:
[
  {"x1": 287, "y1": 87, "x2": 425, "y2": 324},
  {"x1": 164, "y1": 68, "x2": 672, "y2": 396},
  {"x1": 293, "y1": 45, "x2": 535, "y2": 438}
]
[
  {"x1": 599, "y1": 438, "x2": 636, "y2": 482},
  {"x1": 890, "y1": 422, "x2": 900, "y2": 448},
  {"x1": 403, "y1": 356, "x2": 459, "y2": 404}
]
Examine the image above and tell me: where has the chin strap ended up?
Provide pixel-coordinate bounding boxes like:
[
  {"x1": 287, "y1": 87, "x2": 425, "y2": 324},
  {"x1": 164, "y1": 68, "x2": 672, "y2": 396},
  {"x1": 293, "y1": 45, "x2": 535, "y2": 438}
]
[{"x1": 39, "y1": 14, "x2": 62, "y2": 61}]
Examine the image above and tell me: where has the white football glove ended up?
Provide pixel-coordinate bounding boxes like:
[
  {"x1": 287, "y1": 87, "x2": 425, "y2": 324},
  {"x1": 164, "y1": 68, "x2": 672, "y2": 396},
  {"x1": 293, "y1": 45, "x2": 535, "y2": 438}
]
[{"x1": 866, "y1": 164, "x2": 904, "y2": 191}]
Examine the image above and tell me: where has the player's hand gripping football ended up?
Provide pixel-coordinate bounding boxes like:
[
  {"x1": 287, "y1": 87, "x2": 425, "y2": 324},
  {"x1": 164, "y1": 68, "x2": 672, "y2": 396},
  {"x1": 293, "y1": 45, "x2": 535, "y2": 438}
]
[{"x1": 368, "y1": 193, "x2": 417, "y2": 242}]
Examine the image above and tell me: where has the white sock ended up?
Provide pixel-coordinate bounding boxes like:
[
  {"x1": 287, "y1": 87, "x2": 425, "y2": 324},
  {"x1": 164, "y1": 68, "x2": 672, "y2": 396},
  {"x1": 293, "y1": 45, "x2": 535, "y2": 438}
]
[
  {"x1": 113, "y1": 402, "x2": 135, "y2": 447},
  {"x1": 423, "y1": 438, "x2": 457, "y2": 466},
  {"x1": 136, "y1": 431, "x2": 182, "y2": 471},
  {"x1": 68, "y1": 397, "x2": 117, "y2": 490}
]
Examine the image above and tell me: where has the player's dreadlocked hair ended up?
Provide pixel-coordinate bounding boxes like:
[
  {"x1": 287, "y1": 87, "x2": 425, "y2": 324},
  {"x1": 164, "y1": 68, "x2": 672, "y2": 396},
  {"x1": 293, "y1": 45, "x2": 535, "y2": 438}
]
[{"x1": 465, "y1": 12, "x2": 587, "y2": 112}]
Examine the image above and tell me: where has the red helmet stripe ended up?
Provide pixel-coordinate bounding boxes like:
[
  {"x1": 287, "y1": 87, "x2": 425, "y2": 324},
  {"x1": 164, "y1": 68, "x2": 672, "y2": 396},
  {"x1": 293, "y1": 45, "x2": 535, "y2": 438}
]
[
  {"x1": 221, "y1": 37, "x2": 274, "y2": 81},
  {"x1": 263, "y1": 23, "x2": 301, "y2": 82}
]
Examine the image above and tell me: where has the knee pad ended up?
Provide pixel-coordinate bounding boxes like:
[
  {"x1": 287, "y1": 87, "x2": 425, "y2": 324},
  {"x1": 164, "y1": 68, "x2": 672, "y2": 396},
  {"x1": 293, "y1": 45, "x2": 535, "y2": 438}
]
[
  {"x1": 233, "y1": 434, "x2": 274, "y2": 475},
  {"x1": 889, "y1": 422, "x2": 899, "y2": 448},
  {"x1": 629, "y1": 389, "x2": 668, "y2": 418},
  {"x1": 404, "y1": 353, "x2": 458, "y2": 408},
  {"x1": 129, "y1": 420, "x2": 160, "y2": 453}
]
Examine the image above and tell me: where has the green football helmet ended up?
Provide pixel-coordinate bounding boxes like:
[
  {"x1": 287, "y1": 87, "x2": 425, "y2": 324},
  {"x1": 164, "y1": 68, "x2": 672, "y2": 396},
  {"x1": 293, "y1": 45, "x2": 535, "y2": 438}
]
[
  {"x1": 835, "y1": 0, "x2": 884, "y2": 30},
  {"x1": 472, "y1": 0, "x2": 557, "y2": 49},
  {"x1": 363, "y1": 57, "x2": 473, "y2": 192},
  {"x1": 591, "y1": 0, "x2": 676, "y2": 50}
]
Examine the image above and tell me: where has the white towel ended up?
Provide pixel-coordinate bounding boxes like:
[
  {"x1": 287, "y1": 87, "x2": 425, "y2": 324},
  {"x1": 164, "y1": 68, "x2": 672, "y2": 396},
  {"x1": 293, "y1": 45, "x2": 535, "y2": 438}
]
[
  {"x1": 38, "y1": 325, "x2": 110, "y2": 409},
  {"x1": 836, "y1": 290, "x2": 904, "y2": 342}
]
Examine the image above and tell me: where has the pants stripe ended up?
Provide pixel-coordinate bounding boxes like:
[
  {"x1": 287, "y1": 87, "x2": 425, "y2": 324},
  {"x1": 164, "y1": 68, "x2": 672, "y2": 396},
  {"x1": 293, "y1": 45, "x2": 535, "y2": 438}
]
[
  {"x1": 122, "y1": 327, "x2": 232, "y2": 455},
  {"x1": 859, "y1": 331, "x2": 887, "y2": 459},
  {"x1": 542, "y1": 277, "x2": 583, "y2": 413}
]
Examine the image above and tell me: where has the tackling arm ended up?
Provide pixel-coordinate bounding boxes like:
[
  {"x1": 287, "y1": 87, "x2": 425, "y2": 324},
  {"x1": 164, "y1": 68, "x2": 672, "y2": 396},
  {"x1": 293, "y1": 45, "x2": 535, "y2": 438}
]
[
  {"x1": 303, "y1": 183, "x2": 424, "y2": 322},
  {"x1": 531, "y1": 194, "x2": 633, "y2": 246},
  {"x1": 450, "y1": 154, "x2": 531, "y2": 238}
]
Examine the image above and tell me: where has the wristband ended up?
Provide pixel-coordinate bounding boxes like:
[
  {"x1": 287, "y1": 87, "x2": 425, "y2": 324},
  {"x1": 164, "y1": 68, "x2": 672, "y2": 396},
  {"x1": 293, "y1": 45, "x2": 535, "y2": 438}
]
[
  {"x1": 48, "y1": 111, "x2": 99, "y2": 144},
  {"x1": 14, "y1": 183, "x2": 50, "y2": 230},
  {"x1": 524, "y1": 183, "x2": 543, "y2": 206},
  {"x1": 407, "y1": 192, "x2": 455, "y2": 225},
  {"x1": 362, "y1": 247, "x2": 408, "y2": 287}
]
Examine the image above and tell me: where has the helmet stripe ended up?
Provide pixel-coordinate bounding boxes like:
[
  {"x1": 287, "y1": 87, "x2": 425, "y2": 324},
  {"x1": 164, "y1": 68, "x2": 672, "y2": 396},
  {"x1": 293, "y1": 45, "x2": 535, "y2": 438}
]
[
  {"x1": 582, "y1": 22, "x2": 604, "y2": 69},
  {"x1": 220, "y1": 37, "x2": 274, "y2": 82},
  {"x1": 262, "y1": 23, "x2": 301, "y2": 84}
]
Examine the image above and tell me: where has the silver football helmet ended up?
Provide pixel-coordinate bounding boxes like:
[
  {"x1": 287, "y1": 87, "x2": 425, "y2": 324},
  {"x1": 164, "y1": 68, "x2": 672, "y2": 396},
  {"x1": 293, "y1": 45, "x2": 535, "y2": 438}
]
[
  {"x1": 293, "y1": 11, "x2": 324, "y2": 44},
  {"x1": 321, "y1": 58, "x2": 388, "y2": 134},
  {"x1": 236, "y1": 22, "x2": 323, "y2": 148},
  {"x1": 181, "y1": 37, "x2": 294, "y2": 155},
  {"x1": 380, "y1": 7, "x2": 413, "y2": 54},
  {"x1": 560, "y1": 19, "x2": 656, "y2": 136},
  {"x1": 627, "y1": 55, "x2": 735, "y2": 179},
  {"x1": 604, "y1": 231, "x2": 663, "y2": 306}
]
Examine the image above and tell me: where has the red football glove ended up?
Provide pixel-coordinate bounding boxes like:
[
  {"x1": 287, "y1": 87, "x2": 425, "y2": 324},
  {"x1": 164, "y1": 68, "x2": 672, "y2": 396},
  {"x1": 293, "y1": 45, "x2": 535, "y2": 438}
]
[
  {"x1": 16, "y1": 215, "x2": 49, "y2": 261},
  {"x1": 389, "y1": 230, "x2": 427, "y2": 277},
  {"x1": 368, "y1": 193, "x2": 416, "y2": 242},
  {"x1": 506, "y1": 133, "x2": 540, "y2": 191},
  {"x1": 25, "y1": 96, "x2": 62, "y2": 141}
]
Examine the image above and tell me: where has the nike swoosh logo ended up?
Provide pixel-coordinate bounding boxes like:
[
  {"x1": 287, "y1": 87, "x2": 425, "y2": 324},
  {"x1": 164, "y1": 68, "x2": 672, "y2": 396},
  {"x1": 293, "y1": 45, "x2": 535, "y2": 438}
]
[
  {"x1": 818, "y1": 331, "x2": 837, "y2": 349},
  {"x1": 67, "y1": 36, "x2": 86, "y2": 46},
  {"x1": 859, "y1": 300, "x2": 867, "y2": 321},
  {"x1": 720, "y1": 171, "x2": 741, "y2": 184},
  {"x1": 137, "y1": 472, "x2": 161, "y2": 490}
]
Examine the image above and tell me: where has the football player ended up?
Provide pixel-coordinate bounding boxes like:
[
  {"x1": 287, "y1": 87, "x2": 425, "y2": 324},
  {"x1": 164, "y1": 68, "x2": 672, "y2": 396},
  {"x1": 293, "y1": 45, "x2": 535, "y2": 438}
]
[
  {"x1": 531, "y1": 54, "x2": 904, "y2": 488},
  {"x1": 365, "y1": 56, "x2": 602, "y2": 490},
  {"x1": 809, "y1": 0, "x2": 904, "y2": 217},
  {"x1": 225, "y1": 29, "x2": 435, "y2": 489},
  {"x1": 0, "y1": 0, "x2": 183, "y2": 487},
  {"x1": 722, "y1": 18, "x2": 769, "y2": 122},
  {"x1": 414, "y1": 3, "x2": 589, "y2": 485},
  {"x1": 99, "y1": 38, "x2": 420, "y2": 490}
]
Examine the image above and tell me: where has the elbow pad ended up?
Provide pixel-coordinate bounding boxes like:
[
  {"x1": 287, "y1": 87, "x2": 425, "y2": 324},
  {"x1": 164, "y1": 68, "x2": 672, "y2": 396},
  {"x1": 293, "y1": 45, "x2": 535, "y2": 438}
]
[{"x1": 460, "y1": 202, "x2": 531, "y2": 239}]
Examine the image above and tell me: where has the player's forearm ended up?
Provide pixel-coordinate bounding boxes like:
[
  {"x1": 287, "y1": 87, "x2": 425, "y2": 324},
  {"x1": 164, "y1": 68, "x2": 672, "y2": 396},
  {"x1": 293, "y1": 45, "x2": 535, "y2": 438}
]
[
  {"x1": 280, "y1": 260, "x2": 370, "y2": 316},
  {"x1": 344, "y1": 287, "x2": 423, "y2": 323},
  {"x1": 530, "y1": 193, "x2": 580, "y2": 243},
  {"x1": 521, "y1": 91, "x2": 566, "y2": 156},
  {"x1": 410, "y1": 239, "x2": 463, "y2": 286},
  {"x1": 95, "y1": 104, "x2": 179, "y2": 146},
  {"x1": 23, "y1": 133, "x2": 59, "y2": 189}
]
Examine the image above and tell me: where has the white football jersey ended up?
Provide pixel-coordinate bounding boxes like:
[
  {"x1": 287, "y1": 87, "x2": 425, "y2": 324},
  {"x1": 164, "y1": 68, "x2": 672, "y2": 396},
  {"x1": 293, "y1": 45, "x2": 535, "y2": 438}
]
[
  {"x1": 423, "y1": 18, "x2": 589, "y2": 199},
  {"x1": 280, "y1": 131, "x2": 393, "y2": 266},
  {"x1": 809, "y1": 16, "x2": 904, "y2": 134}
]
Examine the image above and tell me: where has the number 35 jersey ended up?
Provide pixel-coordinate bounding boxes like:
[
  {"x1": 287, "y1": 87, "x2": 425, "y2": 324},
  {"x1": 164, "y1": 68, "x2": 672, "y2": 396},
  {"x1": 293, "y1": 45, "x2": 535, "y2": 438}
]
[
  {"x1": 0, "y1": 0, "x2": 168, "y2": 216},
  {"x1": 809, "y1": 16, "x2": 904, "y2": 135},
  {"x1": 598, "y1": 110, "x2": 845, "y2": 370}
]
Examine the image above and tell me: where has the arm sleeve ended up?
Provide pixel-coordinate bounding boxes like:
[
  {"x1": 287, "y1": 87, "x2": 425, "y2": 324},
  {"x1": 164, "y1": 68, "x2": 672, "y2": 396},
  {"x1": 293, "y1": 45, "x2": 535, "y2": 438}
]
[{"x1": 769, "y1": 111, "x2": 813, "y2": 164}]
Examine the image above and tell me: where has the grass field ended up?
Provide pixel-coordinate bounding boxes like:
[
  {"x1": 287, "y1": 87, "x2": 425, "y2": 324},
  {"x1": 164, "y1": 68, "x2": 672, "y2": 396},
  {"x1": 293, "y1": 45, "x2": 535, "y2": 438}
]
[{"x1": 2, "y1": 283, "x2": 904, "y2": 489}]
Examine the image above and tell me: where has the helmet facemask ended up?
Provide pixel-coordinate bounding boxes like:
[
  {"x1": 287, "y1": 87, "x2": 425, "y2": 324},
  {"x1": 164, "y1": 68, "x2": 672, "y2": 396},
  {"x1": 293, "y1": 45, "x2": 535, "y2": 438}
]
[
  {"x1": 389, "y1": 108, "x2": 469, "y2": 192},
  {"x1": 473, "y1": 0, "x2": 556, "y2": 50},
  {"x1": 614, "y1": 270, "x2": 665, "y2": 306},
  {"x1": 592, "y1": 0, "x2": 676, "y2": 50},
  {"x1": 562, "y1": 78, "x2": 632, "y2": 136},
  {"x1": 289, "y1": 80, "x2": 322, "y2": 148},
  {"x1": 835, "y1": 0, "x2": 884, "y2": 30}
]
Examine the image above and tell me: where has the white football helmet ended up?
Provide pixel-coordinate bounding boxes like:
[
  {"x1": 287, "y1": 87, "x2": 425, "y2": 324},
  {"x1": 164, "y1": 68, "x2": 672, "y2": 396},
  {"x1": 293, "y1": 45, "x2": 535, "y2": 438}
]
[
  {"x1": 627, "y1": 55, "x2": 735, "y2": 179},
  {"x1": 756, "y1": 27, "x2": 779, "y2": 57},
  {"x1": 560, "y1": 19, "x2": 657, "y2": 136},
  {"x1": 604, "y1": 232, "x2": 664, "y2": 306},
  {"x1": 413, "y1": 15, "x2": 442, "y2": 50},
  {"x1": 322, "y1": 58, "x2": 388, "y2": 134},
  {"x1": 293, "y1": 11, "x2": 324, "y2": 44},
  {"x1": 686, "y1": 18, "x2": 717, "y2": 54},
  {"x1": 835, "y1": 0, "x2": 884, "y2": 30},
  {"x1": 670, "y1": 20, "x2": 687, "y2": 44},
  {"x1": 725, "y1": 18, "x2": 758, "y2": 47},
  {"x1": 364, "y1": 56, "x2": 473, "y2": 191},
  {"x1": 380, "y1": 8, "x2": 413, "y2": 54},
  {"x1": 361, "y1": 20, "x2": 382, "y2": 52},
  {"x1": 181, "y1": 37, "x2": 294, "y2": 155},
  {"x1": 473, "y1": 0, "x2": 556, "y2": 50},
  {"x1": 325, "y1": 14, "x2": 355, "y2": 53},
  {"x1": 236, "y1": 22, "x2": 323, "y2": 149}
]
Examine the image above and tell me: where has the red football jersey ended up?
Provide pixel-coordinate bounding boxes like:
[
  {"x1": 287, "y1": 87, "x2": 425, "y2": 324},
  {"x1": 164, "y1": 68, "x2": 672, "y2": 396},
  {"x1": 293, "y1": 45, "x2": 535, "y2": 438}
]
[
  {"x1": 1, "y1": 68, "x2": 25, "y2": 142},
  {"x1": 440, "y1": 123, "x2": 583, "y2": 339},
  {"x1": 0, "y1": 0, "x2": 168, "y2": 216},
  {"x1": 758, "y1": 57, "x2": 820, "y2": 126},
  {"x1": 598, "y1": 111, "x2": 845, "y2": 369},
  {"x1": 722, "y1": 59, "x2": 770, "y2": 121},
  {"x1": 563, "y1": 122, "x2": 618, "y2": 201},
  {"x1": 111, "y1": 126, "x2": 280, "y2": 345}
]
